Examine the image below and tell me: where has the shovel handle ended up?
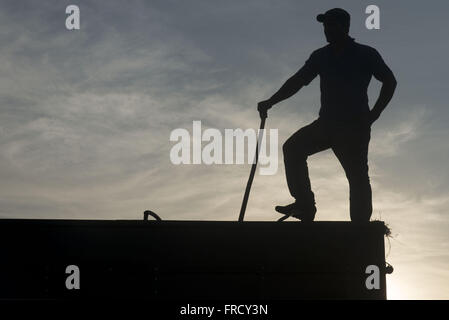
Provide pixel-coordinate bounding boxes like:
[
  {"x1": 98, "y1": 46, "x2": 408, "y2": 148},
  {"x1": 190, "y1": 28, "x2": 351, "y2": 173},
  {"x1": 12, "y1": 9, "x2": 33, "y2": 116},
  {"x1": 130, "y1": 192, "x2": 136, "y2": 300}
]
[{"x1": 238, "y1": 114, "x2": 266, "y2": 222}]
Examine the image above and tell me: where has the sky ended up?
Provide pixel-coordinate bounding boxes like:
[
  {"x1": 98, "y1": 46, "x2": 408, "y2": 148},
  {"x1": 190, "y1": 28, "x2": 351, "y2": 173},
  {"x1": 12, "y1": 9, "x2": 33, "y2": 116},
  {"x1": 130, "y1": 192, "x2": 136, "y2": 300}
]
[{"x1": 0, "y1": 0, "x2": 448, "y2": 299}]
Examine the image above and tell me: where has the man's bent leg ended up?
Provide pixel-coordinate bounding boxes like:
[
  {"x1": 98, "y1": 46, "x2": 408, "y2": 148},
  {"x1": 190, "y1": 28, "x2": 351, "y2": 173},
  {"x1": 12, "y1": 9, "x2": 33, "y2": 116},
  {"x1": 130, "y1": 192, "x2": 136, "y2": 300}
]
[{"x1": 282, "y1": 119, "x2": 330, "y2": 209}]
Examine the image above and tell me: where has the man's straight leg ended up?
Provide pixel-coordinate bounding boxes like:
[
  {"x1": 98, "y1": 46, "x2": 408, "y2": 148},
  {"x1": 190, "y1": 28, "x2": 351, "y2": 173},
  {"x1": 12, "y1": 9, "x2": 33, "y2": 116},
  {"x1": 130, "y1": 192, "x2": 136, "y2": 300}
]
[
  {"x1": 282, "y1": 119, "x2": 331, "y2": 209},
  {"x1": 332, "y1": 123, "x2": 372, "y2": 222}
]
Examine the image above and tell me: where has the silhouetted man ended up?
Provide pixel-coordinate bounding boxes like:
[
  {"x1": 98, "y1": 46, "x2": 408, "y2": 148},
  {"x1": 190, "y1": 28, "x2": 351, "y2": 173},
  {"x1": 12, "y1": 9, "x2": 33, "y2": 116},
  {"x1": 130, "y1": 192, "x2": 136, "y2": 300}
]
[{"x1": 258, "y1": 8, "x2": 397, "y2": 222}]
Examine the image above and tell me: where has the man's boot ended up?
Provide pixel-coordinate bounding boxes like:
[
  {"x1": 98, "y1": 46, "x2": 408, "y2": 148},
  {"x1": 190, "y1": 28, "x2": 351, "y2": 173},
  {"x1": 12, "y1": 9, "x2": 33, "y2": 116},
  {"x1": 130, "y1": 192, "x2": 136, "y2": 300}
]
[{"x1": 275, "y1": 201, "x2": 316, "y2": 222}]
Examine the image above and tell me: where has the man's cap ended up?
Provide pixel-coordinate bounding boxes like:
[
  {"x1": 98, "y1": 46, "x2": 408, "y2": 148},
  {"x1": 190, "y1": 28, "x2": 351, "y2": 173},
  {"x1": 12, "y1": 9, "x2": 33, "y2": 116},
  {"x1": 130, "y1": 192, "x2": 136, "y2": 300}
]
[{"x1": 316, "y1": 8, "x2": 350, "y2": 29}]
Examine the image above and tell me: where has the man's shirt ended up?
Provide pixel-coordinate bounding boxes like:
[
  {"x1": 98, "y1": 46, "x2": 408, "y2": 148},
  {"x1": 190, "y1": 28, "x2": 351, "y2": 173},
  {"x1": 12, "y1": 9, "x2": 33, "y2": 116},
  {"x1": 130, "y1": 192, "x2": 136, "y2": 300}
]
[{"x1": 294, "y1": 38, "x2": 393, "y2": 122}]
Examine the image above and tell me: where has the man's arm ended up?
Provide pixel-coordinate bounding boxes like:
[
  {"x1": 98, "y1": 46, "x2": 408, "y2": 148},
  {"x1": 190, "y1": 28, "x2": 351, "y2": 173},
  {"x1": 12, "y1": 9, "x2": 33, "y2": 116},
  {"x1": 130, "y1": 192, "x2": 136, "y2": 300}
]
[
  {"x1": 258, "y1": 74, "x2": 306, "y2": 116},
  {"x1": 369, "y1": 73, "x2": 397, "y2": 124},
  {"x1": 258, "y1": 52, "x2": 319, "y2": 118},
  {"x1": 369, "y1": 49, "x2": 398, "y2": 124},
  {"x1": 268, "y1": 74, "x2": 306, "y2": 106}
]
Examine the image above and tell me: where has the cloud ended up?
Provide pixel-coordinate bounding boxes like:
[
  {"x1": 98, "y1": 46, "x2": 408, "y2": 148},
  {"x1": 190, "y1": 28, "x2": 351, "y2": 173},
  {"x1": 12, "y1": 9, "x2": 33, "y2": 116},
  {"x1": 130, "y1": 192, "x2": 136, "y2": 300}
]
[{"x1": 370, "y1": 106, "x2": 427, "y2": 158}]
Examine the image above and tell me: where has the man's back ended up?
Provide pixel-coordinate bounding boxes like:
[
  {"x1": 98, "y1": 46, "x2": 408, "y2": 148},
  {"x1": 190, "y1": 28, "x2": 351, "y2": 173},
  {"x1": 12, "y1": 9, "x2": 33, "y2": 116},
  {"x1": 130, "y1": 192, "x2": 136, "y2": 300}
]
[{"x1": 297, "y1": 38, "x2": 393, "y2": 122}]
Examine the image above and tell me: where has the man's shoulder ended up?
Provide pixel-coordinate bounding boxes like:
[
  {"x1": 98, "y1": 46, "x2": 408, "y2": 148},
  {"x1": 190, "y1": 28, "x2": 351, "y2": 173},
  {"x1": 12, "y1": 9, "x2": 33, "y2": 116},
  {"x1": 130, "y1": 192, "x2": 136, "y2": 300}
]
[
  {"x1": 309, "y1": 41, "x2": 378, "y2": 55},
  {"x1": 352, "y1": 41, "x2": 381, "y2": 56},
  {"x1": 309, "y1": 44, "x2": 331, "y2": 58},
  {"x1": 308, "y1": 40, "x2": 383, "y2": 60}
]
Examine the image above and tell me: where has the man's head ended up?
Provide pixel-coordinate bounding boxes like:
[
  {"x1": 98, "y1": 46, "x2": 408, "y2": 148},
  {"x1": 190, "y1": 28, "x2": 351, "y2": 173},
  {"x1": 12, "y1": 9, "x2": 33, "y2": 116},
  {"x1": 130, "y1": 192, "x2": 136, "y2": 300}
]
[{"x1": 316, "y1": 8, "x2": 350, "y2": 44}]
